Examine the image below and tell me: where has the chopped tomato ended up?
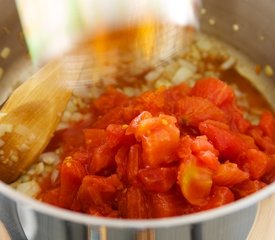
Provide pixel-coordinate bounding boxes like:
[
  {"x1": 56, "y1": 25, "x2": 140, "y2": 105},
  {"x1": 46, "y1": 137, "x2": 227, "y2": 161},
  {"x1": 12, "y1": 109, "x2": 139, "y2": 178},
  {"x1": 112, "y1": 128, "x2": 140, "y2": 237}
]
[
  {"x1": 163, "y1": 83, "x2": 191, "y2": 113},
  {"x1": 262, "y1": 154, "x2": 275, "y2": 183},
  {"x1": 179, "y1": 135, "x2": 220, "y2": 171},
  {"x1": 232, "y1": 180, "x2": 266, "y2": 199},
  {"x1": 213, "y1": 162, "x2": 249, "y2": 186},
  {"x1": 221, "y1": 102, "x2": 251, "y2": 133},
  {"x1": 149, "y1": 190, "x2": 196, "y2": 218},
  {"x1": 93, "y1": 106, "x2": 126, "y2": 128},
  {"x1": 83, "y1": 129, "x2": 106, "y2": 149},
  {"x1": 135, "y1": 88, "x2": 165, "y2": 115},
  {"x1": 138, "y1": 167, "x2": 178, "y2": 192},
  {"x1": 41, "y1": 188, "x2": 60, "y2": 206},
  {"x1": 259, "y1": 111, "x2": 275, "y2": 139},
  {"x1": 59, "y1": 157, "x2": 86, "y2": 208},
  {"x1": 106, "y1": 124, "x2": 126, "y2": 148},
  {"x1": 126, "y1": 111, "x2": 152, "y2": 135},
  {"x1": 89, "y1": 144, "x2": 115, "y2": 174},
  {"x1": 176, "y1": 96, "x2": 227, "y2": 127},
  {"x1": 78, "y1": 174, "x2": 123, "y2": 211},
  {"x1": 39, "y1": 76, "x2": 275, "y2": 219},
  {"x1": 178, "y1": 160, "x2": 213, "y2": 206},
  {"x1": 201, "y1": 186, "x2": 234, "y2": 210},
  {"x1": 60, "y1": 128, "x2": 86, "y2": 157},
  {"x1": 93, "y1": 87, "x2": 128, "y2": 114},
  {"x1": 192, "y1": 136, "x2": 220, "y2": 171},
  {"x1": 241, "y1": 149, "x2": 269, "y2": 180},
  {"x1": 118, "y1": 186, "x2": 150, "y2": 219},
  {"x1": 133, "y1": 112, "x2": 180, "y2": 167},
  {"x1": 199, "y1": 120, "x2": 247, "y2": 160},
  {"x1": 191, "y1": 78, "x2": 234, "y2": 106},
  {"x1": 249, "y1": 128, "x2": 275, "y2": 154},
  {"x1": 177, "y1": 136, "x2": 193, "y2": 161}
]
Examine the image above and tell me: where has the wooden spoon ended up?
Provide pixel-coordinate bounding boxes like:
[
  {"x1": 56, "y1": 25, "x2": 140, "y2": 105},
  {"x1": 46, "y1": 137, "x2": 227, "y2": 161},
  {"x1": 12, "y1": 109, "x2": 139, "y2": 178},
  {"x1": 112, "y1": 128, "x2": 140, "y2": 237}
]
[{"x1": 0, "y1": 57, "x2": 83, "y2": 183}]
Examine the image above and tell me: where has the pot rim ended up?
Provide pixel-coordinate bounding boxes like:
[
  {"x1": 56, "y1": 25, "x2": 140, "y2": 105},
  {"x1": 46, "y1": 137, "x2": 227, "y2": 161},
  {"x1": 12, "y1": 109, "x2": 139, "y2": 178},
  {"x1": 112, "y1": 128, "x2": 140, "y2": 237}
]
[{"x1": 0, "y1": 181, "x2": 275, "y2": 228}]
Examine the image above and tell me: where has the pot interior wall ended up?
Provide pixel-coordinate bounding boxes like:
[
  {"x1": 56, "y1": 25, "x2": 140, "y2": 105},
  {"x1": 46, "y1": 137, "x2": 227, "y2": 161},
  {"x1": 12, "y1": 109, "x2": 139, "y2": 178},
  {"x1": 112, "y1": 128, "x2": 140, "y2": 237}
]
[{"x1": 201, "y1": 0, "x2": 275, "y2": 109}]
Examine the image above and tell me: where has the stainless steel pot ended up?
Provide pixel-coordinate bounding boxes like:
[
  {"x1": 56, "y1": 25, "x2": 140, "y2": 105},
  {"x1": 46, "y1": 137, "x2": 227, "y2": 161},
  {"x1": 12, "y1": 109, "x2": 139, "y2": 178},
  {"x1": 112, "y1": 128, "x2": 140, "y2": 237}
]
[{"x1": 0, "y1": 1, "x2": 275, "y2": 239}]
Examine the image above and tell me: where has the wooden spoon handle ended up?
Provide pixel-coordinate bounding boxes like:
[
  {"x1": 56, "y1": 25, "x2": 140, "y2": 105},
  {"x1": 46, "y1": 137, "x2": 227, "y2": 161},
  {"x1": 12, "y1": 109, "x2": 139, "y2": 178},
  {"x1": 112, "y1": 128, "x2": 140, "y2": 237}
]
[{"x1": 247, "y1": 194, "x2": 275, "y2": 239}]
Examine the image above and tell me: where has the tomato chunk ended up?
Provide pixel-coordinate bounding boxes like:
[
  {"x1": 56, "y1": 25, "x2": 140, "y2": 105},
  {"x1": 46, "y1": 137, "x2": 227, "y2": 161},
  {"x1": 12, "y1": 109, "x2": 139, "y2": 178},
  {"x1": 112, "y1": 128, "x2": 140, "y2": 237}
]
[
  {"x1": 201, "y1": 186, "x2": 234, "y2": 210},
  {"x1": 93, "y1": 87, "x2": 128, "y2": 114},
  {"x1": 133, "y1": 112, "x2": 180, "y2": 167},
  {"x1": 78, "y1": 174, "x2": 123, "y2": 212},
  {"x1": 89, "y1": 144, "x2": 115, "y2": 174},
  {"x1": 191, "y1": 78, "x2": 234, "y2": 106},
  {"x1": 83, "y1": 129, "x2": 106, "y2": 149},
  {"x1": 138, "y1": 167, "x2": 178, "y2": 192},
  {"x1": 259, "y1": 111, "x2": 275, "y2": 139},
  {"x1": 241, "y1": 149, "x2": 269, "y2": 180},
  {"x1": 106, "y1": 124, "x2": 126, "y2": 148},
  {"x1": 118, "y1": 186, "x2": 150, "y2": 219},
  {"x1": 232, "y1": 180, "x2": 266, "y2": 199},
  {"x1": 213, "y1": 162, "x2": 249, "y2": 186},
  {"x1": 176, "y1": 96, "x2": 227, "y2": 127},
  {"x1": 149, "y1": 190, "x2": 196, "y2": 218},
  {"x1": 178, "y1": 135, "x2": 220, "y2": 171},
  {"x1": 199, "y1": 120, "x2": 247, "y2": 160},
  {"x1": 59, "y1": 157, "x2": 86, "y2": 208},
  {"x1": 178, "y1": 160, "x2": 213, "y2": 206}
]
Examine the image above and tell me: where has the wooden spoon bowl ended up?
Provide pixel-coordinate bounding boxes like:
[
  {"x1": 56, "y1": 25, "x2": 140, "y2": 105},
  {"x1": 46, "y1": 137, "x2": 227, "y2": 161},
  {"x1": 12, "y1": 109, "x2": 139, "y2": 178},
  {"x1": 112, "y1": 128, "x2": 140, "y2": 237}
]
[{"x1": 0, "y1": 58, "x2": 83, "y2": 183}]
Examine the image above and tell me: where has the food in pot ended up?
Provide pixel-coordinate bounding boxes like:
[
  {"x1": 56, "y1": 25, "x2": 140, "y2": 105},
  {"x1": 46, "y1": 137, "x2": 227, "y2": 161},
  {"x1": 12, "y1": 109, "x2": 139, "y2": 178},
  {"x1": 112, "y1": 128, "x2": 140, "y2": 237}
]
[{"x1": 11, "y1": 33, "x2": 275, "y2": 219}]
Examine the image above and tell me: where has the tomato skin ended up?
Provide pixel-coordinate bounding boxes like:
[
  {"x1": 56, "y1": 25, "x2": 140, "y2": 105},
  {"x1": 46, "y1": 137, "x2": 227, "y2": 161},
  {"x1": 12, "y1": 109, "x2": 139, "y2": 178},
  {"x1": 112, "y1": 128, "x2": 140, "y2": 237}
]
[
  {"x1": 59, "y1": 157, "x2": 86, "y2": 208},
  {"x1": 213, "y1": 162, "x2": 249, "y2": 187},
  {"x1": 191, "y1": 78, "x2": 234, "y2": 107},
  {"x1": 133, "y1": 113, "x2": 180, "y2": 167},
  {"x1": 138, "y1": 167, "x2": 178, "y2": 192},
  {"x1": 201, "y1": 186, "x2": 234, "y2": 210},
  {"x1": 176, "y1": 96, "x2": 227, "y2": 127},
  {"x1": 118, "y1": 186, "x2": 150, "y2": 219},
  {"x1": 178, "y1": 160, "x2": 213, "y2": 206}
]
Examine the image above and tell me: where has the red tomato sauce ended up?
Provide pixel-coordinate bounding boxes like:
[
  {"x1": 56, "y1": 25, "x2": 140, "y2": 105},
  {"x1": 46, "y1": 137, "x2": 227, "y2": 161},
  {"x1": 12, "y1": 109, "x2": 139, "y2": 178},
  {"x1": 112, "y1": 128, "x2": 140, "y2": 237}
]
[{"x1": 38, "y1": 77, "x2": 275, "y2": 219}]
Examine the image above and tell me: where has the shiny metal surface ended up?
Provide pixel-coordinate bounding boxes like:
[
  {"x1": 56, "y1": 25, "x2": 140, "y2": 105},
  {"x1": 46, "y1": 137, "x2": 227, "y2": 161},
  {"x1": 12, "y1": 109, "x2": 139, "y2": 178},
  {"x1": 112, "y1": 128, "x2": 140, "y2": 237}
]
[{"x1": 0, "y1": 0, "x2": 275, "y2": 240}]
